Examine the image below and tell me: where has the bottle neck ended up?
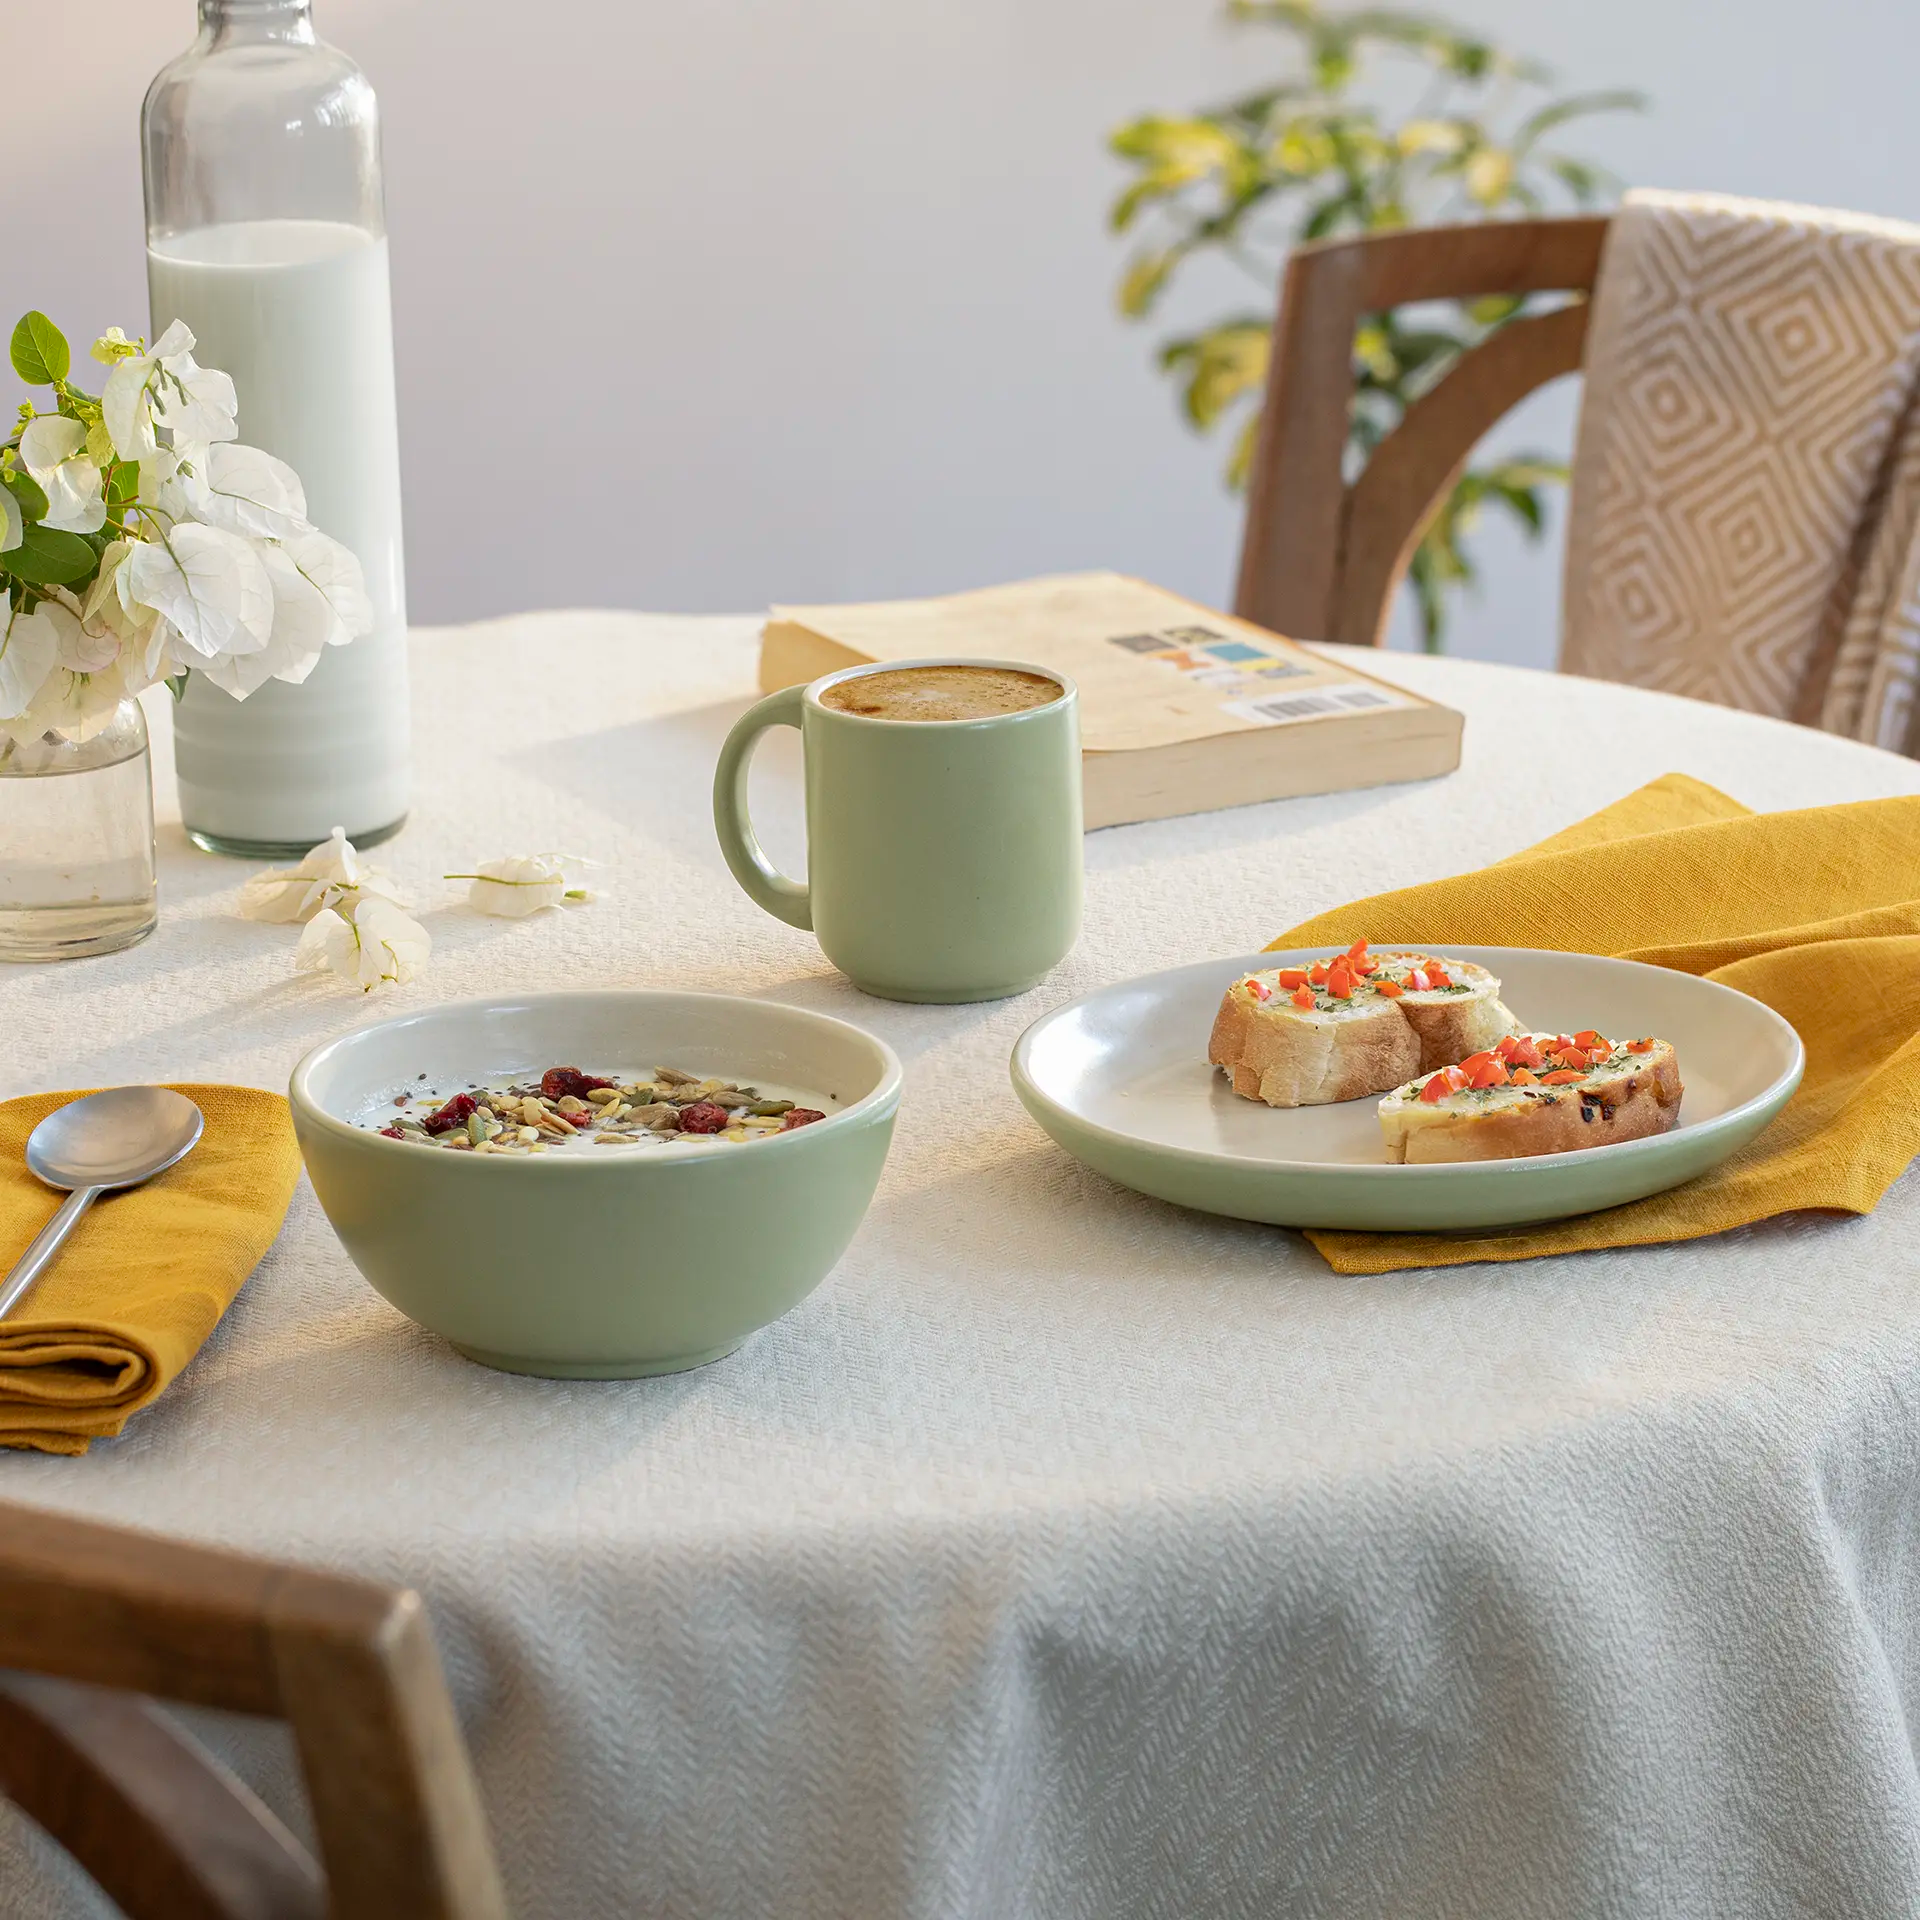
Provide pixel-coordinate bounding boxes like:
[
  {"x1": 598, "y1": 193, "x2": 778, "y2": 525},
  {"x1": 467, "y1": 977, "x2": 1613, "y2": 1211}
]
[{"x1": 197, "y1": 0, "x2": 316, "y2": 46}]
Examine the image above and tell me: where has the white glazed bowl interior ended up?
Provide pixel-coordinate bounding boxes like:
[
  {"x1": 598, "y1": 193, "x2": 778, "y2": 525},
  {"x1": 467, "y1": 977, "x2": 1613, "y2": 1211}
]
[{"x1": 294, "y1": 990, "x2": 899, "y2": 1140}]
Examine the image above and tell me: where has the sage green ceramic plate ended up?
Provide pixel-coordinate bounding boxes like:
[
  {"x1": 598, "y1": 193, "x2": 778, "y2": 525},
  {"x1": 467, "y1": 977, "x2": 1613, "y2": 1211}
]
[{"x1": 1010, "y1": 947, "x2": 1803, "y2": 1232}]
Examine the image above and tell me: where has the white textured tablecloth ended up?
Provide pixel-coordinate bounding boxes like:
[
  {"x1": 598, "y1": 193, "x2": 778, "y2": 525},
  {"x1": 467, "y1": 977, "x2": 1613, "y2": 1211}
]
[{"x1": 5, "y1": 615, "x2": 1920, "y2": 1920}]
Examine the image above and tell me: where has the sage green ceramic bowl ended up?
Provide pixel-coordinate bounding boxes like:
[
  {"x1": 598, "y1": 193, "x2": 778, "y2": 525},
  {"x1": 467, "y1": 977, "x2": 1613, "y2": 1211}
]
[{"x1": 290, "y1": 990, "x2": 901, "y2": 1377}]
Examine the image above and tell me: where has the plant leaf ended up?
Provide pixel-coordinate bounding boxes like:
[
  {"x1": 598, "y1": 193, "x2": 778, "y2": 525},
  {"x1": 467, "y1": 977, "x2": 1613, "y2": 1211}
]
[
  {"x1": 1, "y1": 468, "x2": 50, "y2": 522},
  {"x1": 1513, "y1": 89, "x2": 1647, "y2": 152},
  {"x1": 10, "y1": 312, "x2": 71, "y2": 386},
  {"x1": 1179, "y1": 324, "x2": 1271, "y2": 429},
  {"x1": 2, "y1": 521, "x2": 97, "y2": 586},
  {"x1": 1118, "y1": 250, "x2": 1179, "y2": 318}
]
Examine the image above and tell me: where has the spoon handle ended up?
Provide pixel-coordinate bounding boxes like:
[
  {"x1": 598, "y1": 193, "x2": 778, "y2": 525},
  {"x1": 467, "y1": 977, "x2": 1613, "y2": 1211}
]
[{"x1": 0, "y1": 1187, "x2": 102, "y2": 1322}]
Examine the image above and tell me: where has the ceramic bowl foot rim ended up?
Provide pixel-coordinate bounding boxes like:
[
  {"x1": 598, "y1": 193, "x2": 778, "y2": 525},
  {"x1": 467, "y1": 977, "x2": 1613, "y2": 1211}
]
[{"x1": 448, "y1": 1338, "x2": 746, "y2": 1379}]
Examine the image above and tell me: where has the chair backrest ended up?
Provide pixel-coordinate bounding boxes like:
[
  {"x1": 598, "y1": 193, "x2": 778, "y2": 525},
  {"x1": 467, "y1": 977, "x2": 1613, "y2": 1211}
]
[
  {"x1": 1234, "y1": 215, "x2": 1612, "y2": 647},
  {"x1": 0, "y1": 1500, "x2": 509, "y2": 1920}
]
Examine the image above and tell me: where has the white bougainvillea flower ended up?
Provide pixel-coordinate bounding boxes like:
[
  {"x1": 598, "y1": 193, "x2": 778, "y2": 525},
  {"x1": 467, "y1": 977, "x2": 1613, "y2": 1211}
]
[
  {"x1": 0, "y1": 604, "x2": 61, "y2": 720},
  {"x1": 90, "y1": 327, "x2": 136, "y2": 365},
  {"x1": 172, "y1": 442, "x2": 310, "y2": 540},
  {"x1": 123, "y1": 522, "x2": 274, "y2": 662},
  {"x1": 6, "y1": 652, "x2": 145, "y2": 749},
  {"x1": 0, "y1": 486, "x2": 20, "y2": 554},
  {"x1": 101, "y1": 319, "x2": 238, "y2": 466},
  {"x1": 18, "y1": 416, "x2": 106, "y2": 536},
  {"x1": 198, "y1": 546, "x2": 326, "y2": 697},
  {"x1": 135, "y1": 447, "x2": 182, "y2": 508},
  {"x1": 295, "y1": 895, "x2": 430, "y2": 992},
  {"x1": 279, "y1": 527, "x2": 373, "y2": 645},
  {"x1": 80, "y1": 542, "x2": 161, "y2": 658},
  {"x1": 103, "y1": 355, "x2": 161, "y2": 465},
  {"x1": 238, "y1": 825, "x2": 409, "y2": 924},
  {"x1": 36, "y1": 597, "x2": 120, "y2": 675},
  {"x1": 447, "y1": 853, "x2": 601, "y2": 918},
  {"x1": 197, "y1": 528, "x2": 373, "y2": 697}
]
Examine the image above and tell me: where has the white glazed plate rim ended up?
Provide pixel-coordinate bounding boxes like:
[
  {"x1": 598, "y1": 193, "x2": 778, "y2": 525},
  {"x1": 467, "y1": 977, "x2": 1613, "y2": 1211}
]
[{"x1": 1010, "y1": 946, "x2": 1804, "y2": 1193}]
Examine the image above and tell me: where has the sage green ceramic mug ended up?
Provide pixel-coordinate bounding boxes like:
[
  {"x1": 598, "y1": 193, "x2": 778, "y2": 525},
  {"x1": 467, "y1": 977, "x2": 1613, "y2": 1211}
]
[{"x1": 712, "y1": 658, "x2": 1083, "y2": 1002}]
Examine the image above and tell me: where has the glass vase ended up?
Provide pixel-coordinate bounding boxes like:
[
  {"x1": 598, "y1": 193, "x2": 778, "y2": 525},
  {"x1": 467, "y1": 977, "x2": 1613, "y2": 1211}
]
[
  {"x1": 142, "y1": 0, "x2": 411, "y2": 859},
  {"x1": 0, "y1": 702, "x2": 159, "y2": 962}
]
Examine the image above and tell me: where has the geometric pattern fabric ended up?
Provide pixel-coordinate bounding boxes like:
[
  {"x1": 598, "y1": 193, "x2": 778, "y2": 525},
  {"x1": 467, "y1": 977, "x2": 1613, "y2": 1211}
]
[{"x1": 1563, "y1": 189, "x2": 1920, "y2": 754}]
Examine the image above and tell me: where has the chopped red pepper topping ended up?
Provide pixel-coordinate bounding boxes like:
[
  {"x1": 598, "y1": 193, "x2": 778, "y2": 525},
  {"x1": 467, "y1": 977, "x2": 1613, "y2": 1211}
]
[
  {"x1": 1246, "y1": 978, "x2": 1273, "y2": 1001},
  {"x1": 1419, "y1": 1064, "x2": 1469, "y2": 1103},
  {"x1": 1291, "y1": 986, "x2": 1315, "y2": 1009},
  {"x1": 1539, "y1": 1069, "x2": 1585, "y2": 1085},
  {"x1": 1308, "y1": 962, "x2": 1329, "y2": 986},
  {"x1": 1275, "y1": 969, "x2": 1309, "y2": 990},
  {"x1": 1374, "y1": 979, "x2": 1404, "y2": 998},
  {"x1": 1627, "y1": 1037, "x2": 1654, "y2": 1053}
]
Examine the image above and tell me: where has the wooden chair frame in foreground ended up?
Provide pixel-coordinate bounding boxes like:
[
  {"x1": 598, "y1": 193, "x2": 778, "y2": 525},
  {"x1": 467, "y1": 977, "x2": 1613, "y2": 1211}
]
[
  {"x1": 1233, "y1": 215, "x2": 1612, "y2": 648},
  {"x1": 0, "y1": 1500, "x2": 508, "y2": 1920}
]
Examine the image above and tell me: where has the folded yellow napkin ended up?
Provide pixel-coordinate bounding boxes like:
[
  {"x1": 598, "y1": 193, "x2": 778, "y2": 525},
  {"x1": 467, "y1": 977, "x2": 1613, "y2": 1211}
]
[
  {"x1": 1271, "y1": 774, "x2": 1920, "y2": 1273},
  {"x1": 0, "y1": 1085, "x2": 300, "y2": 1455}
]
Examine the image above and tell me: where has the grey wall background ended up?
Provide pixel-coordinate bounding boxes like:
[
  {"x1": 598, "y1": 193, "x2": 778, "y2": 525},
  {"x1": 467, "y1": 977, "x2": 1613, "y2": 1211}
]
[{"x1": 6, "y1": 0, "x2": 1918, "y2": 667}]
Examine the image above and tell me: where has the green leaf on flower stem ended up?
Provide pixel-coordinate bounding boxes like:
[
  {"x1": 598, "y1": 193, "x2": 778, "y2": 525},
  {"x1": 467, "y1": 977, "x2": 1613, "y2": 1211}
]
[
  {"x1": 1512, "y1": 90, "x2": 1646, "y2": 153},
  {"x1": 1118, "y1": 250, "x2": 1178, "y2": 317},
  {"x1": 1465, "y1": 293, "x2": 1525, "y2": 328},
  {"x1": 105, "y1": 460, "x2": 139, "y2": 506},
  {"x1": 1177, "y1": 324, "x2": 1270, "y2": 431},
  {"x1": 2, "y1": 522, "x2": 96, "y2": 585},
  {"x1": 9, "y1": 313, "x2": 71, "y2": 386},
  {"x1": 1, "y1": 468, "x2": 48, "y2": 522}
]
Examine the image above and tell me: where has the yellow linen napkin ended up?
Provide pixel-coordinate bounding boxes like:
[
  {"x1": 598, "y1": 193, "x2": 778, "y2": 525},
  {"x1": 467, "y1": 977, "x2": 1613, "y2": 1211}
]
[
  {"x1": 1269, "y1": 774, "x2": 1920, "y2": 1272},
  {"x1": 0, "y1": 1085, "x2": 300, "y2": 1455}
]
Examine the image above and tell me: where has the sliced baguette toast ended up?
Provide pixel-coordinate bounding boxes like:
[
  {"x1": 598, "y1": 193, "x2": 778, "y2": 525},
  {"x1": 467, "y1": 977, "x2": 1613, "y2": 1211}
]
[
  {"x1": 1378, "y1": 1030, "x2": 1682, "y2": 1164},
  {"x1": 1209, "y1": 942, "x2": 1522, "y2": 1108}
]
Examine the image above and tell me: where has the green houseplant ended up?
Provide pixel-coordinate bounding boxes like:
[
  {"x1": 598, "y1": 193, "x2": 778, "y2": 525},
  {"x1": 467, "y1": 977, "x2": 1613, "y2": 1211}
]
[{"x1": 1110, "y1": 1, "x2": 1640, "y2": 648}]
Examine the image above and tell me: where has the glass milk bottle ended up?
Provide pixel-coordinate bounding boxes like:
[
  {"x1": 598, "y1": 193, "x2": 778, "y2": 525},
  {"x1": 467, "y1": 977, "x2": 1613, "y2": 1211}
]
[{"x1": 141, "y1": 0, "x2": 410, "y2": 856}]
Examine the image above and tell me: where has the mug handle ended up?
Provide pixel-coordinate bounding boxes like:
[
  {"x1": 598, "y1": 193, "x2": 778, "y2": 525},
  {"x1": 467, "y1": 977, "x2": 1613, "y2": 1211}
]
[{"x1": 712, "y1": 684, "x2": 813, "y2": 930}]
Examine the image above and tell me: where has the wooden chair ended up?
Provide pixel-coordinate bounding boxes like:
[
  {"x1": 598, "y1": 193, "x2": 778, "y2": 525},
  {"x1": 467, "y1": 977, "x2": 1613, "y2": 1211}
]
[
  {"x1": 1233, "y1": 215, "x2": 1612, "y2": 648},
  {"x1": 0, "y1": 1500, "x2": 509, "y2": 1920}
]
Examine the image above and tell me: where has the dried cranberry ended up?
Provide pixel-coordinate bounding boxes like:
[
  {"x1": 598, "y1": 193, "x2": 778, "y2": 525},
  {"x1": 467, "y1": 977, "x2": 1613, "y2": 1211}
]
[
  {"x1": 422, "y1": 1092, "x2": 479, "y2": 1135},
  {"x1": 378, "y1": 1125, "x2": 407, "y2": 1140},
  {"x1": 781, "y1": 1108, "x2": 826, "y2": 1131},
  {"x1": 675, "y1": 1100, "x2": 730, "y2": 1134},
  {"x1": 541, "y1": 1066, "x2": 617, "y2": 1102}
]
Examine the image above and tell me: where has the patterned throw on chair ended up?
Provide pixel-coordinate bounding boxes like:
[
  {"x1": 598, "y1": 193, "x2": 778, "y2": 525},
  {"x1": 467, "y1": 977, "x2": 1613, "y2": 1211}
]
[{"x1": 1563, "y1": 188, "x2": 1920, "y2": 755}]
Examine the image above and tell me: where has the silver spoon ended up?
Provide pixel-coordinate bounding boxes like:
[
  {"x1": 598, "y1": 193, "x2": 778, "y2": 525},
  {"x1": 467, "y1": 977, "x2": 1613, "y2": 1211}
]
[{"x1": 0, "y1": 1088, "x2": 205, "y2": 1322}]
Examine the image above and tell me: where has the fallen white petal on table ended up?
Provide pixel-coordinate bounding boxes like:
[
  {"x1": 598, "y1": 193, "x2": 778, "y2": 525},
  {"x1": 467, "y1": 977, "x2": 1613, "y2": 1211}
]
[
  {"x1": 237, "y1": 826, "x2": 410, "y2": 924},
  {"x1": 293, "y1": 894, "x2": 431, "y2": 991},
  {"x1": 452, "y1": 851, "x2": 599, "y2": 917}
]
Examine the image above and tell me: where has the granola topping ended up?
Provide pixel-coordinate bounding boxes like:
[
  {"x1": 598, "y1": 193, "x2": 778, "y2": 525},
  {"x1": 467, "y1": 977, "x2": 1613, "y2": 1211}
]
[{"x1": 364, "y1": 1066, "x2": 832, "y2": 1154}]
